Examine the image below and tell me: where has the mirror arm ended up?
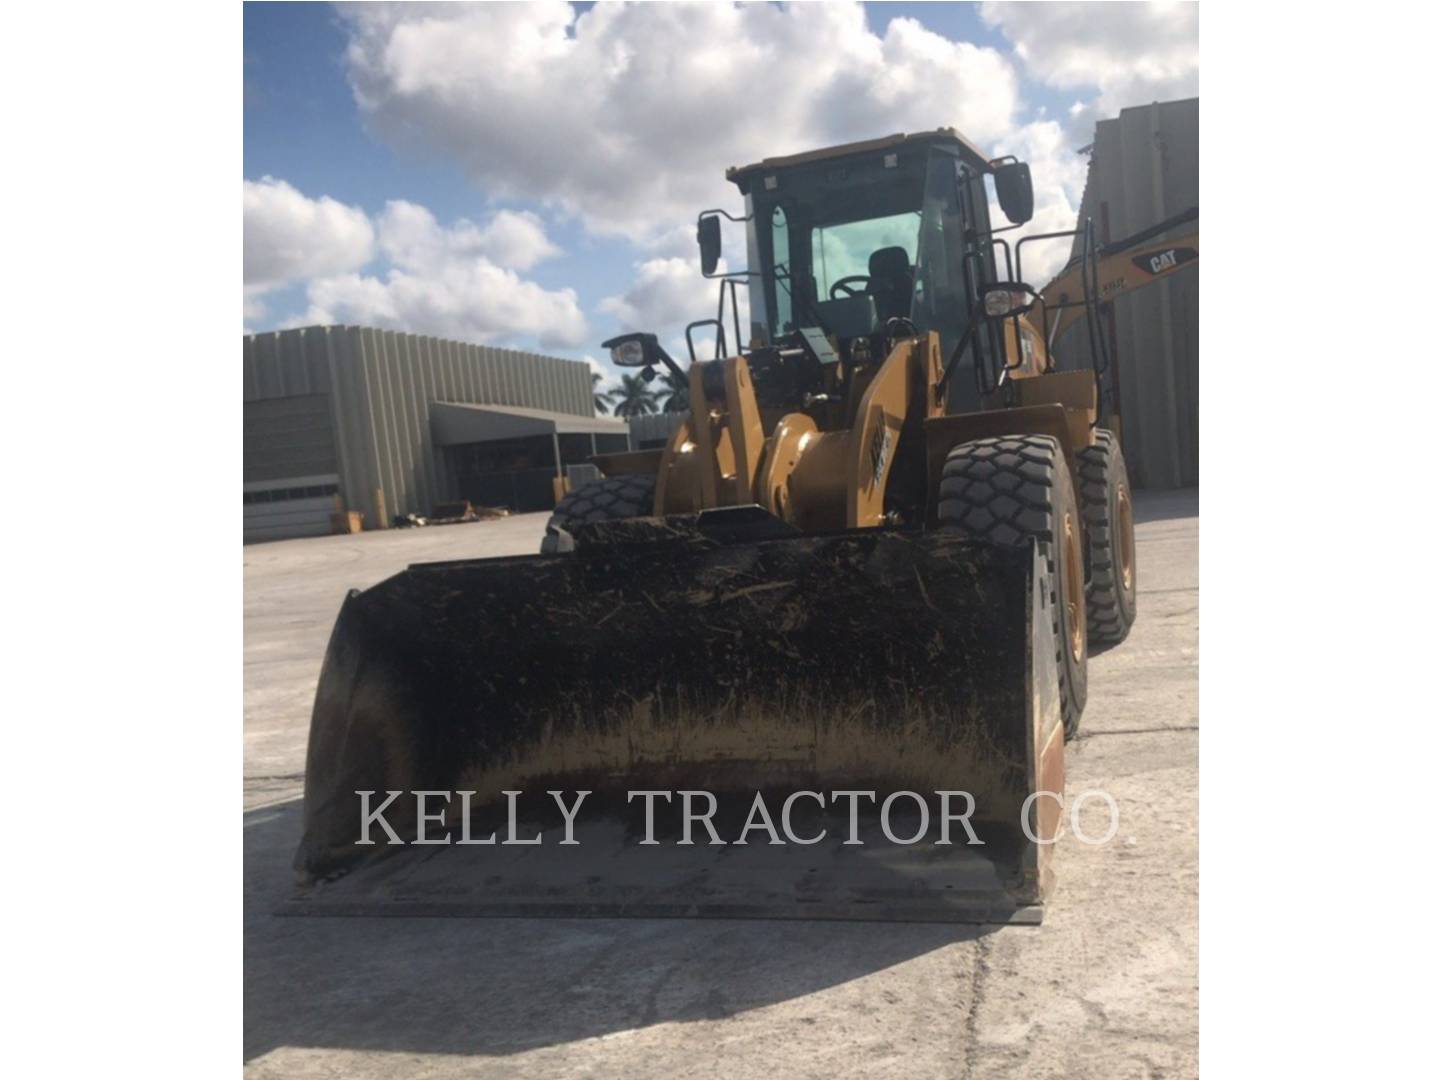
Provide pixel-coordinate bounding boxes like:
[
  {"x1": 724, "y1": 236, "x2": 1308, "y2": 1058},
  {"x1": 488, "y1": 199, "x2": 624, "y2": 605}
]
[
  {"x1": 696, "y1": 208, "x2": 757, "y2": 280},
  {"x1": 696, "y1": 208, "x2": 752, "y2": 224},
  {"x1": 652, "y1": 342, "x2": 686, "y2": 382}
]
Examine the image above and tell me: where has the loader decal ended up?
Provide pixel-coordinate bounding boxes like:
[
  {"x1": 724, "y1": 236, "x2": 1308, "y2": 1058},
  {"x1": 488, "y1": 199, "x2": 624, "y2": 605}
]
[
  {"x1": 869, "y1": 422, "x2": 894, "y2": 488},
  {"x1": 1132, "y1": 245, "x2": 1197, "y2": 277}
]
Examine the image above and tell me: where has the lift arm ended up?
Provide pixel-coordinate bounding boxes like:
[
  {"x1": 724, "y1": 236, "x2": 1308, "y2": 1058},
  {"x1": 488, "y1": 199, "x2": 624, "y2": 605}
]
[{"x1": 1038, "y1": 208, "x2": 1198, "y2": 350}]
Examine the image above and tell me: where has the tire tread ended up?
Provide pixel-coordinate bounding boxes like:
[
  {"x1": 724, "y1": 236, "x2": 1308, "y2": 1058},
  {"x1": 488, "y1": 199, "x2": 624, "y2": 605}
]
[
  {"x1": 938, "y1": 434, "x2": 1087, "y2": 736},
  {"x1": 1076, "y1": 430, "x2": 1136, "y2": 646},
  {"x1": 541, "y1": 474, "x2": 656, "y2": 553}
]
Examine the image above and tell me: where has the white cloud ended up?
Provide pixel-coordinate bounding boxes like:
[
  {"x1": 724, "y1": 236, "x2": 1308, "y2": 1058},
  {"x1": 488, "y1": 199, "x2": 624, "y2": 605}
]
[
  {"x1": 599, "y1": 257, "x2": 711, "y2": 334},
  {"x1": 300, "y1": 264, "x2": 587, "y2": 350},
  {"x1": 334, "y1": 2, "x2": 1126, "y2": 347},
  {"x1": 339, "y1": 2, "x2": 1023, "y2": 243},
  {"x1": 299, "y1": 200, "x2": 585, "y2": 348},
  {"x1": 301, "y1": 1, "x2": 1192, "y2": 353},
  {"x1": 980, "y1": 1, "x2": 1199, "y2": 136},
  {"x1": 599, "y1": 252, "x2": 752, "y2": 362},
  {"x1": 474, "y1": 209, "x2": 562, "y2": 271},
  {"x1": 242, "y1": 288, "x2": 268, "y2": 332},
  {"x1": 582, "y1": 352, "x2": 620, "y2": 400},
  {"x1": 378, "y1": 202, "x2": 560, "y2": 273},
  {"x1": 243, "y1": 177, "x2": 374, "y2": 288},
  {"x1": 978, "y1": 1, "x2": 1197, "y2": 280},
  {"x1": 244, "y1": 178, "x2": 584, "y2": 347}
]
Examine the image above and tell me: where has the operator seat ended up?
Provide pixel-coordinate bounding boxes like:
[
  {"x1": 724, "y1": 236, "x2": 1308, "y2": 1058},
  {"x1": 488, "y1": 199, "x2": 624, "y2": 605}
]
[{"x1": 867, "y1": 246, "x2": 914, "y2": 323}]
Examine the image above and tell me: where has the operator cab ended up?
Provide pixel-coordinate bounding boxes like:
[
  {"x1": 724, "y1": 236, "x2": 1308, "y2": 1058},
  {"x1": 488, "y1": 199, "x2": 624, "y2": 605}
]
[
  {"x1": 603, "y1": 130, "x2": 1036, "y2": 417},
  {"x1": 719, "y1": 130, "x2": 1022, "y2": 411}
]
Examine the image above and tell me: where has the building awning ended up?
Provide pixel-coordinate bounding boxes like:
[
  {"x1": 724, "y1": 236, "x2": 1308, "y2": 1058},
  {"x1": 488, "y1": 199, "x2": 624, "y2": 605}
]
[{"x1": 429, "y1": 401, "x2": 630, "y2": 446}]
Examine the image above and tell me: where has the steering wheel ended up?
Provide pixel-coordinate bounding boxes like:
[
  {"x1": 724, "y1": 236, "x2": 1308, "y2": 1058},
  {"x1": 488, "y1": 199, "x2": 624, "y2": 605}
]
[{"x1": 829, "y1": 275, "x2": 870, "y2": 299}]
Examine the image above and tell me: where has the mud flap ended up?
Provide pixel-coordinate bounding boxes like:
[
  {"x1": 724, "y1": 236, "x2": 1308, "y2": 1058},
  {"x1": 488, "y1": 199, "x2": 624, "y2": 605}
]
[{"x1": 288, "y1": 525, "x2": 1065, "y2": 923}]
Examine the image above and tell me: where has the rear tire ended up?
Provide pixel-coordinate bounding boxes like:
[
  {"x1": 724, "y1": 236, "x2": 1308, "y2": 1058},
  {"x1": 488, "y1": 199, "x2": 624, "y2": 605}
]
[
  {"x1": 937, "y1": 434, "x2": 1088, "y2": 738},
  {"x1": 1077, "y1": 429, "x2": 1137, "y2": 648},
  {"x1": 540, "y1": 474, "x2": 657, "y2": 554}
]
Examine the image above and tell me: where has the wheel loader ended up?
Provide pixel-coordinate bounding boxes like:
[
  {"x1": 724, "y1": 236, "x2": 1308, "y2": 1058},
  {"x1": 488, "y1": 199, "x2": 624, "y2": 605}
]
[{"x1": 290, "y1": 129, "x2": 1195, "y2": 923}]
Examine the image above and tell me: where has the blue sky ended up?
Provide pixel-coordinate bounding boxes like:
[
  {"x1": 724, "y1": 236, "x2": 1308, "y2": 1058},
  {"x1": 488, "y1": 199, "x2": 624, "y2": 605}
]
[{"x1": 243, "y1": 2, "x2": 1197, "y2": 380}]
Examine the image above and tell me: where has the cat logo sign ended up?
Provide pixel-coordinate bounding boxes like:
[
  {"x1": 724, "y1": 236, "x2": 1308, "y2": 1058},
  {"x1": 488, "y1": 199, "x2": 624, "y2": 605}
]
[{"x1": 1133, "y1": 245, "x2": 1197, "y2": 278}]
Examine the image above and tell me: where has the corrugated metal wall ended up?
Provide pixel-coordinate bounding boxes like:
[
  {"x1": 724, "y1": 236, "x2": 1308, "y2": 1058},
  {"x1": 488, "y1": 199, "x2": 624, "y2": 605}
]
[
  {"x1": 243, "y1": 394, "x2": 337, "y2": 482},
  {"x1": 243, "y1": 325, "x2": 596, "y2": 529},
  {"x1": 626, "y1": 411, "x2": 686, "y2": 448},
  {"x1": 1067, "y1": 97, "x2": 1199, "y2": 490}
]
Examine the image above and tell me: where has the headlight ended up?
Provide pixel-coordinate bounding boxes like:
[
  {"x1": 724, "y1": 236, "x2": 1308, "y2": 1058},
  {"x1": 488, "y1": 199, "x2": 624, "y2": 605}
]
[
  {"x1": 984, "y1": 289, "x2": 1028, "y2": 318},
  {"x1": 611, "y1": 339, "x2": 647, "y2": 366}
]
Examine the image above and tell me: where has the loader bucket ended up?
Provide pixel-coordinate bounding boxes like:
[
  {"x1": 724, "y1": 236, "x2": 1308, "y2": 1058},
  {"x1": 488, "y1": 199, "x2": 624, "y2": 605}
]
[{"x1": 288, "y1": 520, "x2": 1066, "y2": 923}]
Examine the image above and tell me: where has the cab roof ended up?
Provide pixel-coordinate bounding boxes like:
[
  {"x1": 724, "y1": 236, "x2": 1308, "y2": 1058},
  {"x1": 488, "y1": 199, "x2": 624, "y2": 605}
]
[{"x1": 725, "y1": 128, "x2": 994, "y2": 188}]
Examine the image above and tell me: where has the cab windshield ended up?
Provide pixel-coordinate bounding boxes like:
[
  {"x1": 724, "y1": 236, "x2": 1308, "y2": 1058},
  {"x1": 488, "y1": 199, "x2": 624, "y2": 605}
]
[
  {"x1": 744, "y1": 144, "x2": 993, "y2": 364},
  {"x1": 810, "y1": 213, "x2": 920, "y2": 301}
]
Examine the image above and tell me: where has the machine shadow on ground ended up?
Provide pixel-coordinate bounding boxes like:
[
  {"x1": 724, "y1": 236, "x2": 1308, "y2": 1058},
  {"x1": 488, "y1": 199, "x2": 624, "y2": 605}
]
[
  {"x1": 1130, "y1": 489, "x2": 1197, "y2": 525},
  {"x1": 245, "y1": 798, "x2": 991, "y2": 1062}
]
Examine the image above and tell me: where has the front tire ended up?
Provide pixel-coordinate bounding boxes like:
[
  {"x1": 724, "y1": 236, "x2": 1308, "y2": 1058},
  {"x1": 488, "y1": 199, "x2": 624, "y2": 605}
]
[
  {"x1": 540, "y1": 474, "x2": 657, "y2": 554},
  {"x1": 937, "y1": 434, "x2": 1088, "y2": 738},
  {"x1": 1077, "y1": 429, "x2": 1137, "y2": 648}
]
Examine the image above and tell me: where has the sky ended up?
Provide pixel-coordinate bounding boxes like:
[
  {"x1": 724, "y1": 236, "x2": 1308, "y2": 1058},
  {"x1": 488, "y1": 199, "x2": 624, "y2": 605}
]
[{"x1": 243, "y1": 1, "x2": 1198, "y2": 387}]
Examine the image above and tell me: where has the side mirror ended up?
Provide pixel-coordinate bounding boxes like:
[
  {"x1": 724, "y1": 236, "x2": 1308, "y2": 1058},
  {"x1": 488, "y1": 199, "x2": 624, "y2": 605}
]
[
  {"x1": 980, "y1": 282, "x2": 1039, "y2": 319},
  {"x1": 697, "y1": 213, "x2": 722, "y2": 276},
  {"x1": 991, "y1": 158, "x2": 1034, "y2": 226}
]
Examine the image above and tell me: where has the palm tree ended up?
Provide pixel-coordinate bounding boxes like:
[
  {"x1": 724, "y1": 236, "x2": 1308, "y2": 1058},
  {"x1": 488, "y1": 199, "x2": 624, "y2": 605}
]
[
  {"x1": 658, "y1": 368, "x2": 690, "y2": 413},
  {"x1": 591, "y1": 371, "x2": 616, "y2": 415},
  {"x1": 612, "y1": 372, "x2": 660, "y2": 417}
]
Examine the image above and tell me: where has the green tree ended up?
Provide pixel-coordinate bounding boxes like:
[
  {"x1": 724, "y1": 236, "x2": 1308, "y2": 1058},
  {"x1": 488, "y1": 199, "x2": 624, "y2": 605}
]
[
  {"x1": 612, "y1": 372, "x2": 660, "y2": 417},
  {"x1": 658, "y1": 368, "x2": 690, "y2": 413},
  {"x1": 591, "y1": 371, "x2": 617, "y2": 415}
]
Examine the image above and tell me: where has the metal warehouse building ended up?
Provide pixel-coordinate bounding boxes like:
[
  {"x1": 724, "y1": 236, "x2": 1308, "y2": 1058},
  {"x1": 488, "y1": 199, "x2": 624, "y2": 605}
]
[
  {"x1": 243, "y1": 326, "x2": 629, "y2": 541},
  {"x1": 1065, "y1": 96, "x2": 1199, "y2": 490}
]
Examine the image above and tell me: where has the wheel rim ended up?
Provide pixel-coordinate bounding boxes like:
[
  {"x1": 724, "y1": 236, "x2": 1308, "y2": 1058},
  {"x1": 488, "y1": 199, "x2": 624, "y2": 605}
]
[
  {"x1": 1063, "y1": 509, "x2": 1085, "y2": 663},
  {"x1": 1117, "y1": 483, "x2": 1136, "y2": 593}
]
